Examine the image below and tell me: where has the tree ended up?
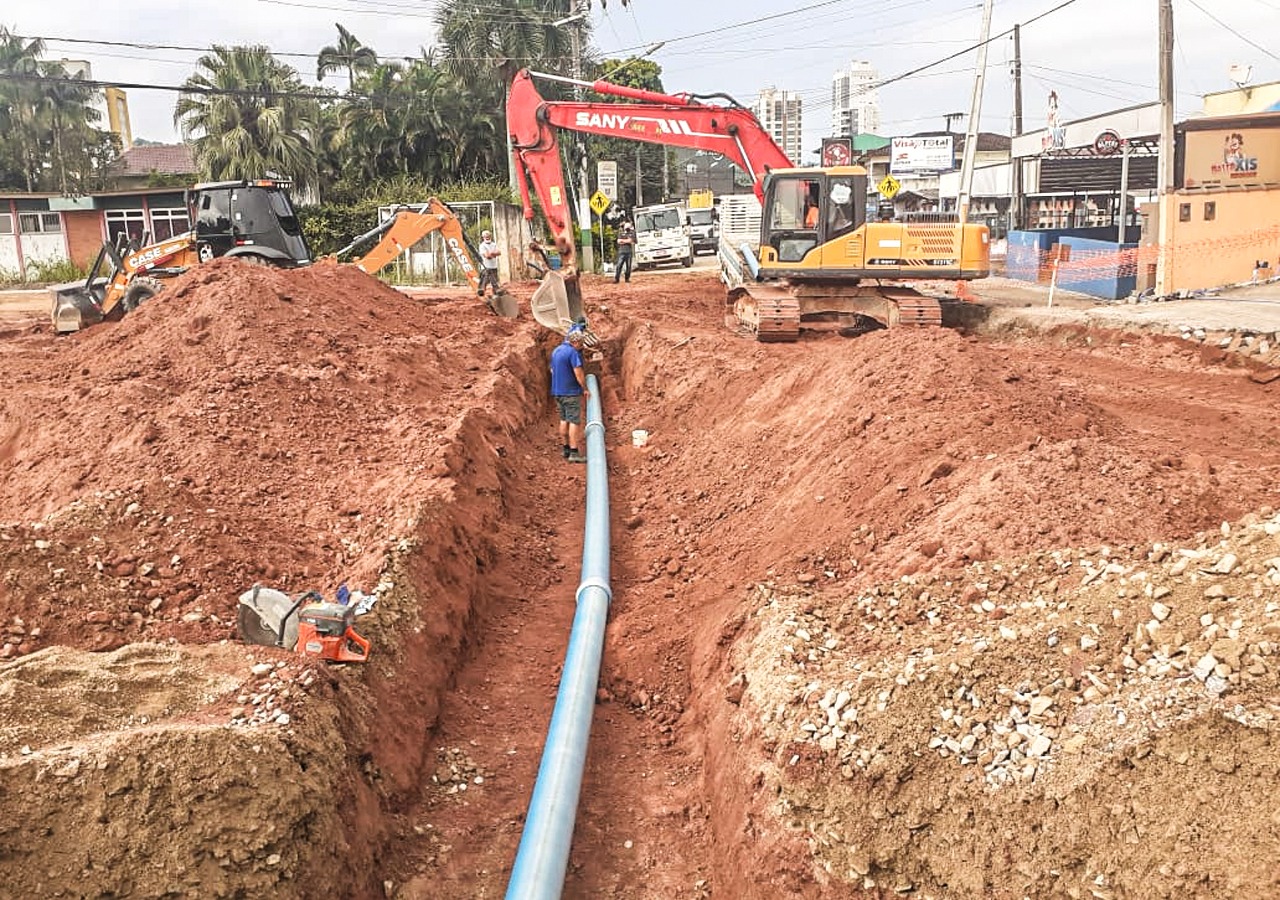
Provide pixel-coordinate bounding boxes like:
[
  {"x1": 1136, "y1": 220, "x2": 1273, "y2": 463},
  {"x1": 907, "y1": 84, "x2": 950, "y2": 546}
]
[
  {"x1": 316, "y1": 24, "x2": 377, "y2": 89},
  {"x1": 175, "y1": 45, "x2": 322, "y2": 195},
  {"x1": 0, "y1": 28, "x2": 46, "y2": 191},
  {"x1": 434, "y1": 0, "x2": 576, "y2": 91},
  {"x1": 38, "y1": 62, "x2": 103, "y2": 194}
]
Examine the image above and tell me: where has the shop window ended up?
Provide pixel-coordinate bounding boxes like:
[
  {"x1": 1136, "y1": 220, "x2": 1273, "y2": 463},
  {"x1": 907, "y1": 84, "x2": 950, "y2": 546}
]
[
  {"x1": 1178, "y1": 203, "x2": 1191, "y2": 223},
  {"x1": 1204, "y1": 201, "x2": 1216, "y2": 222}
]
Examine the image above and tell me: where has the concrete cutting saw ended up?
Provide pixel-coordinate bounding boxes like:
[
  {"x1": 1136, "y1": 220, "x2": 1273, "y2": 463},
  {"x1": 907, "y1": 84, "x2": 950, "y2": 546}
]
[{"x1": 237, "y1": 586, "x2": 371, "y2": 663}]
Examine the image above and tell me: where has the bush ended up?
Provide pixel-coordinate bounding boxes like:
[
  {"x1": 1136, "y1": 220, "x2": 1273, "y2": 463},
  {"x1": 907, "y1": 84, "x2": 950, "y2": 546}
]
[
  {"x1": 0, "y1": 259, "x2": 86, "y2": 287},
  {"x1": 25, "y1": 258, "x2": 86, "y2": 284}
]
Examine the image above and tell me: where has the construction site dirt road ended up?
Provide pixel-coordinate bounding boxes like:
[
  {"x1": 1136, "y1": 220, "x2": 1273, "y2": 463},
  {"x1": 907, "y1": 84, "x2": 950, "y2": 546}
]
[{"x1": 1, "y1": 261, "x2": 1279, "y2": 899}]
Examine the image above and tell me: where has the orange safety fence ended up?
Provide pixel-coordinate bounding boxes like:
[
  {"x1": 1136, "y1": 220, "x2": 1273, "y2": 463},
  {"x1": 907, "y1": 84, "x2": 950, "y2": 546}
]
[{"x1": 1006, "y1": 223, "x2": 1280, "y2": 281}]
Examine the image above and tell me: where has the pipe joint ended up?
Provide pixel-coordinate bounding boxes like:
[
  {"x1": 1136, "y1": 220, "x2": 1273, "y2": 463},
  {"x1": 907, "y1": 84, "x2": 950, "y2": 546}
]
[{"x1": 575, "y1": 576, "x2": 613, "y2": 607}]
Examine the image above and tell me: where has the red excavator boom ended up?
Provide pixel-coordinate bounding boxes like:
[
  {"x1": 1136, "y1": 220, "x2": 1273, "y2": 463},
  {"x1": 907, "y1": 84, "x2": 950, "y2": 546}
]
[
  {"x1": 507, "y1": 68, "x2": 792, "y2": 329},
  {"x1": 507, "y1": 68, "x2": 790, "y2": 275}
]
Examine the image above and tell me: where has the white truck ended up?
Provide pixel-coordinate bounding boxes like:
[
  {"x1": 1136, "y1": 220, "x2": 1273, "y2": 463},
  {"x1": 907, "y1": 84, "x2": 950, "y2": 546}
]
[
  {"x1": 685, "y1": 206, "x2": 719, "y2": 256},
  {"x1": 632, "y1": 202, "x2": 693, "y2": 269}
]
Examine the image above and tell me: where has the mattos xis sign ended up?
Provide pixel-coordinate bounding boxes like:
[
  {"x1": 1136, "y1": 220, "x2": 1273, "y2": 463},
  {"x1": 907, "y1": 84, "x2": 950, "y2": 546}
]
[{"x1": 890, "y1": 135, "x2": 954, "y2": 174}]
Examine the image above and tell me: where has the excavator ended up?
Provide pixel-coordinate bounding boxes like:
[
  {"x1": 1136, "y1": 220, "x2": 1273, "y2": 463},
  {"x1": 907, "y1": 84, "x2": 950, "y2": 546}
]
[
  {"x1": 51, "y1": 179, "x2": 312, "y2": 334},
  {"x1": 507, "y1": 69, "x2": 991, "y2": 341},
  {"x1": 332, "y1": 197, "x2": 516, "y2": 317}
]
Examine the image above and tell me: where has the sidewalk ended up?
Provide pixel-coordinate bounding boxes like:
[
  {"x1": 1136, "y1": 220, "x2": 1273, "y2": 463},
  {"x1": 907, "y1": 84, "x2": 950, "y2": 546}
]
[{"x1": 968, "y1": 275, "x2": 1280, "y2": 337}]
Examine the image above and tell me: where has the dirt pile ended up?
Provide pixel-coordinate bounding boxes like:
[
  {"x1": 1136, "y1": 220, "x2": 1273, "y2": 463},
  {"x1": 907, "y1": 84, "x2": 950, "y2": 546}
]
[
  {"x1": 0, "y1": 258, "x2": 552, "y2": 897},
  {"x1": 575, "y1": 273, "x2": 1280, "y2": 898},
  {"x1": 719, "y1": 512, "x2": 1280, "y2": 898}
]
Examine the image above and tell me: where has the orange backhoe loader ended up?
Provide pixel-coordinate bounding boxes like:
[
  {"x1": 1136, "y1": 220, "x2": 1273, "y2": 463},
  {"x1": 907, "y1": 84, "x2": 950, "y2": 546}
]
[
  {"x1": 333, "y1": 197, "x2": 517, "y2": 317},
  {"x1": 51, "y1": 179, "x2": 312, "y2": 334},
  {"x1": 508, "y1": 69, "x2": 990, "y2": 341}
]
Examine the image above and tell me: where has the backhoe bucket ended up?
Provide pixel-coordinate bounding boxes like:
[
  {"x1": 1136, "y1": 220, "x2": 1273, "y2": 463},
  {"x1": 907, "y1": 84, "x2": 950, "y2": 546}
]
[
  {"x1": 487, "y1": 289, "x2": 519, "y2": 318},
  {"x1": 49, "y1": 282, "x2": 100, "y2": 334},
  {"x1": 237, "y1": 586, "x2": 300, "y2": 650},
  {"x1": 530, "y1": 270, "x2": 584, "y2": 334}
]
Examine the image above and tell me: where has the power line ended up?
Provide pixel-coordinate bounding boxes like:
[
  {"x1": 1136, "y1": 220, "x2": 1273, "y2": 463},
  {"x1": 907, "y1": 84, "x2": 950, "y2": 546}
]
[
  {"x1": 0, "y1": 71, "x2": 358, "y2": 101},
  {"x1": 1183, "y1": 0, "x2": 1280, "y2": 62}
]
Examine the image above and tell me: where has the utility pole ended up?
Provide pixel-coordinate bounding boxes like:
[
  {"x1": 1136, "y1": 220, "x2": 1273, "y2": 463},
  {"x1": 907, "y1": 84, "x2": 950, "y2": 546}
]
[
  {"x1": 957, "y1": 0, "x2": 995, "y2": 224},
  {"x1": 1011, "y1": 24, "x2": 1024, "y2": 231},
  {"x1": 569, "y1": 0, "x2": 594, "y2": 273},
  {"x1": 1155, "y1": 0, "x2": 1175, "y2": 296}
]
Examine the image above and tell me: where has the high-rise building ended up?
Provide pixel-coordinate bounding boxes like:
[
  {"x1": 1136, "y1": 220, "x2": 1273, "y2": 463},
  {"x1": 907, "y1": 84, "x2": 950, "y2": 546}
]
[
  {"x1": 753, "y1": 87, "x2": 803, "y2": 164},
  {"x1": 53, "y1": 59, "x2": 133, "y2": 149},
  {"x1": 831, "y1": 61, "x2": 881, "y2": 137}
]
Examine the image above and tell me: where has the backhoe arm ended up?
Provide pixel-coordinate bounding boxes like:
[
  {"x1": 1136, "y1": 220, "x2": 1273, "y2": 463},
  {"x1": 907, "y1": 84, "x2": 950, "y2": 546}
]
[{"x1": 343, "y1": 198, "x2": 483, "y2": 291}]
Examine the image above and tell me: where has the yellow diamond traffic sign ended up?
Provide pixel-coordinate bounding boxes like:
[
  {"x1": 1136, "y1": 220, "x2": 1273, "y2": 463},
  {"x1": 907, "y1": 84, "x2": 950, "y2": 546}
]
[
  {"x1": 877, "y1": 175, "x2": 901, "y2": 200},
  {"x1": 589, "y1": 190, "x2": 610, "y2": 216}
]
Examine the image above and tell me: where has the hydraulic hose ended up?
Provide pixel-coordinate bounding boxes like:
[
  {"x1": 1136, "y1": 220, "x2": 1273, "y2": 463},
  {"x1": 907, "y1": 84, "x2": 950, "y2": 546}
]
[{"x1": 505, "y1": 373, "x2": 612, "y2": 900}]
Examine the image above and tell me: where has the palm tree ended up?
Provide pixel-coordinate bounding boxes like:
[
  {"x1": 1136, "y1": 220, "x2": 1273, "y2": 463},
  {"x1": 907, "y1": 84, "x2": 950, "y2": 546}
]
[
  {"x1": 175, "y1": 45, "x2": 322, "y2": 195},
  {"x1": 316, "y1": 24, "x2": 378, "y2": 89},
  {"x1": 435, "y1": 0, "x2": 576, "y2": 90},
  {"x1": 339, "y1": 60, "x2": 408, "y2": 181},
  {"x1": 37, "y1": 61, "x2": 103, "y2": 194},
  {"x1": 0, "y1": 27, "x2": 46, "y2": 191}
]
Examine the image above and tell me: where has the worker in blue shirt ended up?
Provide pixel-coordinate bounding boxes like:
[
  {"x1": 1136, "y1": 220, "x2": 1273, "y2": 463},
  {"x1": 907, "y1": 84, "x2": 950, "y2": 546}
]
[{"x1": 549, "y1": 328, "x2": 589, "y2": 463}]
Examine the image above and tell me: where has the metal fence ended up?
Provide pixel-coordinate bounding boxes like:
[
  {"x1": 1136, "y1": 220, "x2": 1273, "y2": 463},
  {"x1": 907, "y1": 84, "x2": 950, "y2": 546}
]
[{"x1": 374, "y1": 200, "x2": 497, "y2": 286}]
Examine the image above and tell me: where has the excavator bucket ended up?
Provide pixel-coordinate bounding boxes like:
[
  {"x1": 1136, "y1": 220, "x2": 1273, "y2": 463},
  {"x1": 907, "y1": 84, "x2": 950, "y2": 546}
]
[
  {"x1": 530, "y1": 270, "x2": 584, "y2": 334},
  {"x1": 487, "y1": 289, "x2": 519, "y2": 318},
  {"x1": 49, "y1": 282, "x2": 101, "y2": 334},
  {"x1": 237, "y1": 586, "x2": 301, "y2": 650}
]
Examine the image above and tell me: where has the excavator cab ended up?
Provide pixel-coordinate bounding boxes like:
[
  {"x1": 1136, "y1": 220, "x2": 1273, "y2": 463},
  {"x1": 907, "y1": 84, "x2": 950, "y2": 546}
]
[
  {"x1": 759, "y1": 169, "x2": 868, "y2": 270},
  {"x1": 187, "y1": 180, "x2": 312, "y2": 266}
]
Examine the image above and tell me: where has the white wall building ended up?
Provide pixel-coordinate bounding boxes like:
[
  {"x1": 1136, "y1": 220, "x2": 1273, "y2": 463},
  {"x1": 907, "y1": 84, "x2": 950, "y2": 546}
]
[
  {"x1": 753, "y1": 87, "x2": 804, "y2": 164},
  {"x1": 831, "y1": 60, "x2": 881, "y2": 137}
]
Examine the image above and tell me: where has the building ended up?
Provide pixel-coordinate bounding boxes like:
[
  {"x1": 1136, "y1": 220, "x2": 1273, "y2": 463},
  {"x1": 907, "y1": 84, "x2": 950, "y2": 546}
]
[
  {"x1": 51, "y1": 59, "x2": 133, "y2": 151},
  {"x1": 863, "y1": 131, "x2": 1011, "y2": 220},
  {"x1": 1, "y1": 187, "x2": 192, "y2": 280},
  {"x1": 1002, "y1": 82, "x2": 1280, "y2": 298},
  {"x1": 831, "y1": 61, "x2": 881, "y2": 138},
  {"x1": 107, "y1": 144, "x2": 198, "y2": 191},
  {"x1": 753, "y1": 88, "x2": 803, "y2": 164}
]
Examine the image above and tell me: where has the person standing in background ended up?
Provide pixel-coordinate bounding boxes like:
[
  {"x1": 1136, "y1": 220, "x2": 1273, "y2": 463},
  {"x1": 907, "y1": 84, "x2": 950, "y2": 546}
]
[
  {"x1": 478, "y1": 229, "x2": 501, "y2": 299},
  {"x1": 614, "y1": 221, "x2": 635, "y2": 284}
]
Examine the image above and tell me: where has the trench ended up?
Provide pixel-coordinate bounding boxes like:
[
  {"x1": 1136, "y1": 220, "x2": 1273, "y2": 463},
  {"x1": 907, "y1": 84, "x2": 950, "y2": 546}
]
[
  {"x1": 367, "y1": 299, "x2": 1280, "y2": 898},
  {"x1": 374, "y1": 322, "x2": 724, "y2": 899}
]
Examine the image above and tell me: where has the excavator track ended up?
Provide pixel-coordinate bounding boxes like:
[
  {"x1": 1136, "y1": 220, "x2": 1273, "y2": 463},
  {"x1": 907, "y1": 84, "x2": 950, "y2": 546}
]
[
  {"x1": 727, "y1": 282, "x2": 941, "y2": 341},
  {"x1": 727, "y1": 285, "x2": 801, "y2": 342}
]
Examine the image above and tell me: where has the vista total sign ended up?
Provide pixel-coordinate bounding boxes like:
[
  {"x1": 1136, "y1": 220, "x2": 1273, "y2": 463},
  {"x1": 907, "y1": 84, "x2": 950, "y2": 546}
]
[{"x1": 890, "y1": 136, "x2": 954, "y2": 174}]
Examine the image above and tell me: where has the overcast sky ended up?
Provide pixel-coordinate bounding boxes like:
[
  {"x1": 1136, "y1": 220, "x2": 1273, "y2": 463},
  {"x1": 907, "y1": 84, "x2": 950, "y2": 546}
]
[{"x1": 9, "y1": 0, "x2": 1280, "y2": 158}]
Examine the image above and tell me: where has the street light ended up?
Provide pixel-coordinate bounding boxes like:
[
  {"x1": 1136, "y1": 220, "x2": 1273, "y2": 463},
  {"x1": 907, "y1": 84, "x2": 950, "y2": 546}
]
[{"x1": 552, "y1": 12, "x2": 588, "y2": 26}]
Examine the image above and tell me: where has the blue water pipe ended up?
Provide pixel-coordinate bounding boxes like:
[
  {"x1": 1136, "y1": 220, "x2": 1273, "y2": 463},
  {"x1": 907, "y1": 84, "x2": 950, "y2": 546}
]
[{"x1": 505, "y1": 372, "x2": 612, "y2": 900}]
